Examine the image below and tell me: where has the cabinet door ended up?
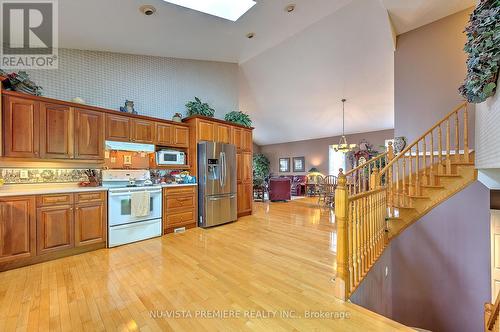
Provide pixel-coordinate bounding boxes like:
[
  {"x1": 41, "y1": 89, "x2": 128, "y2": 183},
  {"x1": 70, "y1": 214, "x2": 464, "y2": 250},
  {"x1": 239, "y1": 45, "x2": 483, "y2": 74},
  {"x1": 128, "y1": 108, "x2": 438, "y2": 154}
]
[
  {"x1": 3, "y1": 96, "x2": 40, "y2": 158},
  {"x1": 75, "y1": 202, "x2": 106, "y2": 247},
  {"x1": 0, "y1": 197, "x2": 36, "y2": 264},
  {"x1": 75, "y1": 108, "x2": 104, "y2": 160},
  {"x1": 173, "y1": 126, "x2": 189, "y2": 148},
  {"x1": 106, "y1": 114, "x2": 131, "y2": 142},
  {"x1": 132, "y1": 119, "x2": 155, "y2": 143},
  {"x1": 232, "y1": 127, "x2": 243, "y2": 150},
  {"x1": 242, "y1": 152, "x2": 253, "y2": 182},
  {"x1": 156, "y1": 123, "x2": 173, "y2": 146},
  {"x1": 39, "y1": 103, "x2": 74, "y2": 159},
  {"x1": 242, "y1": 129, "x2": 253, "y2": 152},
  {"x1": 236, "y1": 153, "x2": 243, "y2": 182},
  {"x1": 197, "y1": 120, "x2": 215, "y2": 141},
  {"x1": 37, "y1": 205, "x2": 74, "y2": 255},
  {"x1": 237, "y1": 183, "x2": 252, "y2": 215},
  {"x1": 215, "y1": 124, "x2": 231, "y2": 144}
]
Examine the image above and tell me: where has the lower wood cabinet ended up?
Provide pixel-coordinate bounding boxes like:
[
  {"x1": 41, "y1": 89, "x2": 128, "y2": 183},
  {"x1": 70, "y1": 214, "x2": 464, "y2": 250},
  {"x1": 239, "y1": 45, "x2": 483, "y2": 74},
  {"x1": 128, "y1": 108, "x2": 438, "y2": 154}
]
[
  {"x1": 237, "y1": 182, "x2": 253, "y2": 216},
  {"x1": 163, "y1": 186, "x2": 197, "y2": 234},
  {"x1": 0, "y1": 191, "x2": 107, "y2": 271},
  {"x1": 37, "y1": 205, "x2": 74, "y2": 255},
  {"x1": 75, "y1": 202, "x2": 106, "y2": 247},
  {"x1": 0, "y1": 196, "x2": 36, "y2": 264}
]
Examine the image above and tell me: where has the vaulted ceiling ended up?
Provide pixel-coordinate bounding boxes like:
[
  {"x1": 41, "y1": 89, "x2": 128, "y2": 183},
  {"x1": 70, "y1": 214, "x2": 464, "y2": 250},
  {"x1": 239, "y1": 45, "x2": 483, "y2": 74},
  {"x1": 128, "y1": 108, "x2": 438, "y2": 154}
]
[{"x1": 58, "y1": 0, "x2": 475, "y2": 145}]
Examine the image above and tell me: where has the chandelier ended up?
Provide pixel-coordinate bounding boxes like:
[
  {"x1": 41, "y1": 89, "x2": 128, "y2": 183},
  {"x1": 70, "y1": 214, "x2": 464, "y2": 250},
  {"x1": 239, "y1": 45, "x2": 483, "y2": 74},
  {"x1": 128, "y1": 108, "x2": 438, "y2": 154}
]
[{"x1": 333, "y1": 99, "x2": 357, "y2": 153}]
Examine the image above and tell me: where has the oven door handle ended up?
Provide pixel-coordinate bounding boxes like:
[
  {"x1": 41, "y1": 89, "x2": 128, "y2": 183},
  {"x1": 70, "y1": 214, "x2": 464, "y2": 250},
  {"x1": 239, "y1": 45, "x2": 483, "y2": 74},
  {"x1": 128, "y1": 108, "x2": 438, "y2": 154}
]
[{"x1": 109, "y1": 190, "x2": 162, "y2": 197}]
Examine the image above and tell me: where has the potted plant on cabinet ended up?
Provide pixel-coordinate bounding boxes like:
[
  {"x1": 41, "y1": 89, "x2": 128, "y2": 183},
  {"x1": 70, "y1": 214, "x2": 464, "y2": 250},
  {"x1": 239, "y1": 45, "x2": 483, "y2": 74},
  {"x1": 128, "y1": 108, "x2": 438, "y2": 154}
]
[
  {"x1": 185, "y1": 97, "x2": 216, "y2": 117},
  {"x1": 224, "y1": 111, "x2": 252, "y2": 127}
]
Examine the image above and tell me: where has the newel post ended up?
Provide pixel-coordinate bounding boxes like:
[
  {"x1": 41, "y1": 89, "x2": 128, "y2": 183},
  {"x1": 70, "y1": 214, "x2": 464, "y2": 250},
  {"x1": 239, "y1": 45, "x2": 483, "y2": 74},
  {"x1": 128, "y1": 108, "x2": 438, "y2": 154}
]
[
  {"x1": 334, "y1": 169, "x2": 349, "y2": 300},
  {"x1": 370, "y1": 167, "x2": 380, "y2": 190}
]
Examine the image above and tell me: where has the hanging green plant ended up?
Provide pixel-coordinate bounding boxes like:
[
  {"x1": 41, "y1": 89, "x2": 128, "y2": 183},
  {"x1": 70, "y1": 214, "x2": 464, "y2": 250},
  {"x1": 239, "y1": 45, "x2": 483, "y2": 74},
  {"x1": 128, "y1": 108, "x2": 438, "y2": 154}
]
[
  {"x1": 185, "y1": 97, "x2": 215, "y2": 117},
  {"x1": 459, "y1": 0, "x2": 500, "y2": 103},
  {"x1": 224, "y1": 111, "x2": 252, "y2": 127}
]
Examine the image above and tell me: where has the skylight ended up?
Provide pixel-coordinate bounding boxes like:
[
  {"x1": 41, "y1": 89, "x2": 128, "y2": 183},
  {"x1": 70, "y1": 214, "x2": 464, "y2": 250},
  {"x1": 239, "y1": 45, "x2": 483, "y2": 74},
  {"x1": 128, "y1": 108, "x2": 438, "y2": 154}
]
[{"x1": 162, "y1": 0, "x2": 256, "y2": 21}]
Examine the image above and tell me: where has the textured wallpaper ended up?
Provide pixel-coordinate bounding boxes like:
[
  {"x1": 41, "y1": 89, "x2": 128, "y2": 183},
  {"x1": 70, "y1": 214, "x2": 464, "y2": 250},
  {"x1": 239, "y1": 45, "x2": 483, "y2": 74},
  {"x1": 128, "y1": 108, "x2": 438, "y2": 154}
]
[
  {"x1": 23, "y1": 49, "x2": 239, "y2": 121},
  {"x1": 476, "y1": 77, "x2": 500, "y2": 168}
]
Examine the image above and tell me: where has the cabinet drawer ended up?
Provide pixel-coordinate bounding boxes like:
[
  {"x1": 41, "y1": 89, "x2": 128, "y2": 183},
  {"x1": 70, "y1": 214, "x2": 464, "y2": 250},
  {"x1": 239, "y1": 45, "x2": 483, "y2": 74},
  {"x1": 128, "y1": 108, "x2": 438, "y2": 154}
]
[
  {"x1": 166, "y1": 210, "x2": 195, "y2": 227},
  {"x1": 75, "y1": 191, "x2": 105, "y2": 203},
  {"x1": 166, "y1": 194, "x2": 195, "y2": 210},
  {"x1": 164, "y1": 186, "x2": 196, "y2": 195},
  {"x1": 37, "y1": 194, "x2": 73, "y2": 207}
]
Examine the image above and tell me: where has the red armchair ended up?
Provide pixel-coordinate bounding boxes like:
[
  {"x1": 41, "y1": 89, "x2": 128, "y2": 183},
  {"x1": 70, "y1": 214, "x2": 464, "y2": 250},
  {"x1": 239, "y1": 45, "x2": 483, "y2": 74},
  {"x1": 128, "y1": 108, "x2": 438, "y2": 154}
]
[{"x1": 269, "y1": 178, "x2": 292, "y2": 201}]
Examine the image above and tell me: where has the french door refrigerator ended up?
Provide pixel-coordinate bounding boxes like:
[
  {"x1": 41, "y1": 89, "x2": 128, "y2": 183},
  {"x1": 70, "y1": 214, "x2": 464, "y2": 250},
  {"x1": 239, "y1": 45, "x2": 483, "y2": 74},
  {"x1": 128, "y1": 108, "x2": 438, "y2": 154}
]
[{"x1": 198, "y1": 141, "x2": 237, "y2": 228}]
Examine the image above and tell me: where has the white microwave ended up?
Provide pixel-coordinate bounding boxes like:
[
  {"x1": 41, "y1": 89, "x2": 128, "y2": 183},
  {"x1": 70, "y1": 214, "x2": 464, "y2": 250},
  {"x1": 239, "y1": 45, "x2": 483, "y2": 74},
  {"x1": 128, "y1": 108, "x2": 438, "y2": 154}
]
[{"x1": 156, "y1": 150, "x2": 186, "y2": 165}]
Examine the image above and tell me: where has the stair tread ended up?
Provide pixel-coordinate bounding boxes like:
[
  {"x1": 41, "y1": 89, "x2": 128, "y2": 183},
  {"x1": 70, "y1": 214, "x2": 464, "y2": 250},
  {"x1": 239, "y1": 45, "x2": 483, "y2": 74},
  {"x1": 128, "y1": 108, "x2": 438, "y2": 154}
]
[
  {"x1": 409, "y1": 195, "x2": 430, "y2": 199},
  {"x1": 436, "y1": 173, "x2": 461, "y2": 177},
  {"x1": 421, "y1": 185, "x2": 444, "y2": 189}
]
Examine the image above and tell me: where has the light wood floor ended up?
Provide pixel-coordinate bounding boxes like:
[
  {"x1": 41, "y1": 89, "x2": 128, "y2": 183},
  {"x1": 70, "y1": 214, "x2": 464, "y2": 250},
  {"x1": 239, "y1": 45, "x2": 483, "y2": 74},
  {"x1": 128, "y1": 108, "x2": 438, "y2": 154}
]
[{"x1": 0, "y1": 197, "x2": 410, "y2": 331}]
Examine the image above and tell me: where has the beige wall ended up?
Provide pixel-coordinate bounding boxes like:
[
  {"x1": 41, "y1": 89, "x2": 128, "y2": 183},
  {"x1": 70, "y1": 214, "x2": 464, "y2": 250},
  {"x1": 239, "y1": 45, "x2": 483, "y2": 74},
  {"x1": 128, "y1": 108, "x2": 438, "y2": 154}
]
[
  {"x1": 395, "y1": 8, "x2": 474, "y2": 143},
  {"x1": 260, "y1": 129, "x2": 394, "y2": 175}
]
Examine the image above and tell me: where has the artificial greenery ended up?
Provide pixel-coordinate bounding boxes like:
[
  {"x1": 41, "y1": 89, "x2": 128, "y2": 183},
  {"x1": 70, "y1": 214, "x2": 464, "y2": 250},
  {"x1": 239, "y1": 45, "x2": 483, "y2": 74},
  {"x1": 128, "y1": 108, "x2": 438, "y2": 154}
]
[
  {"x1": 459, "y1": 0, "x2": 500, "y2": 103},
  {"x1": 253, "y1": 153, "x2": 270, "y2": 186},
  {"x1": 185, "y1": 97, "x2": 215, "y2": 117},
  {"x1": 224, "y1": 111, "x2": 252, "y2": 127}
]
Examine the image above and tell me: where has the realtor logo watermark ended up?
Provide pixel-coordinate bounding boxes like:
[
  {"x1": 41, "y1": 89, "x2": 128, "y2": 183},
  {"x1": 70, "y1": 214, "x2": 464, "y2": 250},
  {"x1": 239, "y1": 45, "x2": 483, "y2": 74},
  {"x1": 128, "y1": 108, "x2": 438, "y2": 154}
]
[{"x1": 1, "y1": 0, "x2": 58, "y2": 69}]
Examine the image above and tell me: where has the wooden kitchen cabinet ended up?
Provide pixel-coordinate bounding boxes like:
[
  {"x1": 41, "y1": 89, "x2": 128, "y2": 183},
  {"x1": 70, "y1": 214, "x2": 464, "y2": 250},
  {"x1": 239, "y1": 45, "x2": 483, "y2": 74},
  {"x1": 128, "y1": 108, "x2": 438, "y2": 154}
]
[
  {"x1": 242, "y1": 129, "x2": 253, "y2": 152},
  {"x1": 156, "y1": 123, "x2": 173, "y2": 146},
  {"x1": 173, "y1": 126, "x2": 189, "y2": 147},
  {"x1": 0, "y1": 196, "x2": 36, "y2": 264},
  {"x1": 197, "y1": 120, "x2": 215, "y2": 141},
  {"x1": 105, "y1": 114, "x2": 131, "y2": 142},
  {"x1": 36, "y1": 205, "x2": 74, "y2": 255},
  {"x1": 2, "y1": 95, "x2": 40, "y2": 158},
  {"x1": 75, "y1": 201, "x2": 106, "y2": 247},
  {"x1": 215, "y1": 124, "x2": 231, "y2": 144},
  {"x1": 39, "y1": 102, "x2": 74, "y2": 159},
  {"x1": 237, "y1": 183, "x2": 253, "y2": 215},
  {"x1": 74, "y1": 108, "x2": 105, "y2": 160},
  {"x1": 163, "y1": 186, "x2": 197, "y2": 234},
  {"x1": 132, "y1": 119, "x2": 155, "y2": 143},
  {"x1": 232, "y1": 127, "x2": 243, "y2": 150}
]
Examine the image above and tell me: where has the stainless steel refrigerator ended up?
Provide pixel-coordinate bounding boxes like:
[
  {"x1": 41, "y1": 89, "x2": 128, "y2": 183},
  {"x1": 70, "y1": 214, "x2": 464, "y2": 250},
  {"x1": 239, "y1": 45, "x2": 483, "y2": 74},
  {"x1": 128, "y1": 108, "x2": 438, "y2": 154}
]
[{"x1": 198, "y1": 142, "x2": 237, "y2": 228}]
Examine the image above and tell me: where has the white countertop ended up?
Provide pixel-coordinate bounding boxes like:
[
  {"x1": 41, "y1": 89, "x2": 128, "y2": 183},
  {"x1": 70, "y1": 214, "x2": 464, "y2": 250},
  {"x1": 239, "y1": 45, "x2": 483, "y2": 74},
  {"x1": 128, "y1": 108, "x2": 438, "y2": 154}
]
[
  {"x1": 0, "y1": 182, "x2": 198, "y2": 197},
  {"x1": 0, "y1": 183, "x2": 108, "y2": 197},
  {"x1": 160, "y1": 183, "x2": 197, "y2": 188}
]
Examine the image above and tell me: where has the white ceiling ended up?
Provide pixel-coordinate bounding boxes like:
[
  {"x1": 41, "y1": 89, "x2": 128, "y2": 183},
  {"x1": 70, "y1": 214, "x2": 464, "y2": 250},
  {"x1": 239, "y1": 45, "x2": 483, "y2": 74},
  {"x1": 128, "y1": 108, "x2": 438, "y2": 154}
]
[
  {"x1": 58, "y1": 0, "x2": 476, "y2": 145},
  {"x1": 383, "y1": 0, "x2": 475, "y2": 35},
  {"x1": 240, "y1": 0, "x2": 395, "y2": 145}
]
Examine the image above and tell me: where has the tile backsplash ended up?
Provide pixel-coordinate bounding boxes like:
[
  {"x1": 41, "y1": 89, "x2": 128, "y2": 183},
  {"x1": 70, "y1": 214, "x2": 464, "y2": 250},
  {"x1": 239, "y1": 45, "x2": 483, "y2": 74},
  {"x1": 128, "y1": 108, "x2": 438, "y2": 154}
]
[{"x1": 0, "y1": 169, "x2": 100, "y2": 184}]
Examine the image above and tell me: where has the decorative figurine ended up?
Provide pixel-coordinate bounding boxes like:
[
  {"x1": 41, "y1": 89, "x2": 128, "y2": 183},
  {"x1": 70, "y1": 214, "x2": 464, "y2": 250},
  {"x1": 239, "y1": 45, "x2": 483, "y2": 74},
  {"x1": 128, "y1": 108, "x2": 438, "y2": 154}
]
[
  {"x1": 172, "y1": 113, "x2": 182, "y2": 122},
  {"x1": 120, "y1": 100, "x2": 137, "y2": 114}
]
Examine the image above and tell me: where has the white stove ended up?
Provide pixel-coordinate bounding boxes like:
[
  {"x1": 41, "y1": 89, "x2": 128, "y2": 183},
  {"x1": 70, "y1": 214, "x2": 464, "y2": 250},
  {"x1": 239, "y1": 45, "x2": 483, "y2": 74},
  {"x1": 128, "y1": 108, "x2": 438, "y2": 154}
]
[{"x1": 102, "y1": 170, "x2": 162, "y2": 248}]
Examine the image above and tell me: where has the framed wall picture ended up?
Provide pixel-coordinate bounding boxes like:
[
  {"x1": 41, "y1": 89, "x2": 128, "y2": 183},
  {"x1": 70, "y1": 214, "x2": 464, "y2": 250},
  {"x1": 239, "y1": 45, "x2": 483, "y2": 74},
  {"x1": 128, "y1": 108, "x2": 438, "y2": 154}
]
[
  {"x1": 293, "y1": 157, "x2": 305, "y2": 172},
  {"x1": 279, "y1": 158, "x2": 290, "y2": 172}
]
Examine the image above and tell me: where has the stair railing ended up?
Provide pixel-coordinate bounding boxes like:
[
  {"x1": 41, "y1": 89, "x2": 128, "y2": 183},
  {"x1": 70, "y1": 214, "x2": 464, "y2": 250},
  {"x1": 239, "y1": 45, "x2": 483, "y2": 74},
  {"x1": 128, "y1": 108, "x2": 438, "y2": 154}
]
[
  {"x1": 380, "y1": 102, "x2": 469, "y2": 212},
  {"x1": 485, "y1": 292, "x2": 500, "y2": 331},
  {"x1": 334, "y1": 102, "x2": 470, "y2": 301}
]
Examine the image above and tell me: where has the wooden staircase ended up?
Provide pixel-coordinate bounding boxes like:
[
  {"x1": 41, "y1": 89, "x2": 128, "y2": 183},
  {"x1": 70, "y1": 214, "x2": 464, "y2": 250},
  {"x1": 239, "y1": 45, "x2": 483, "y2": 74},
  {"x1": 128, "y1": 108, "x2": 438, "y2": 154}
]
[{"x1": 334, "y1": 102, "x2": 476, "y2": 300}]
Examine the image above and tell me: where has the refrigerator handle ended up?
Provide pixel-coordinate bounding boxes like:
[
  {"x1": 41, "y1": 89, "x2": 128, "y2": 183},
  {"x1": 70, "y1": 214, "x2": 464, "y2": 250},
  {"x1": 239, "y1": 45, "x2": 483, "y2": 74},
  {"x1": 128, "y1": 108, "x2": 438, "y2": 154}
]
[
  {"x1": 219, "y1": 151, "x2": 224, "y2": 188},
  {"x1": 222, "y1": 151, "x2": 227, "y2": 188}
]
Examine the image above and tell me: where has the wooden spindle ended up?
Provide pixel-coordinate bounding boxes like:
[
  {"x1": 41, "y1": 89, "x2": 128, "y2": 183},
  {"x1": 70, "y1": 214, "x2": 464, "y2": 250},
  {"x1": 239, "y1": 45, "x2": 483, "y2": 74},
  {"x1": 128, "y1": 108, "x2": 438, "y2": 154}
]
[
  {"x1": 408, "y1": 153, "x2": 413, "y2": 196},
  {"x1": 415, "y1": 142, "x2": 420, "y2": 196},
  {"x1": 402, "y1": 158, "x2": 407, "y2": 207},
  {"x1": 423, "y1": 136, "x2": 428, "y2": 185},
  {"x1": 395, "y1": 163, "x2": 400, "y2": 209},
  {"x1": 455, "y1": 112, "x2": 460, "y2": 162},
  {"x1": 356, "y1": 199, "x2": 362, "y2": 282},
  {"x1": 446, "y1": 119, "x2": 452, "y2": 174},
  {"x1": 430, "y1": 131, "x2": 435, "y2": 185},
  {"x1": 334, "y1": 170, "x2": 350, "y2": 300},
  {"x1": 438, "y1": 125, "x2": 443, "y2": 174},
  {"x1": 463, "y1": 106, "x2": 470, "y2": 162}
]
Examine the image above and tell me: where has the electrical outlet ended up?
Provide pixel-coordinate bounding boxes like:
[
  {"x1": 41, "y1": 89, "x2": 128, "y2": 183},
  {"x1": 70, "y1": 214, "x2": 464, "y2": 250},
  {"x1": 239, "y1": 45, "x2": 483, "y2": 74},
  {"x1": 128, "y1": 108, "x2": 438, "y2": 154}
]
[
  {"x1": 20, "y1": 170, "x2": 28, "y2": 179},
  {"x1": 111, "y1": 157, "x2": 116, "y2": 163}
]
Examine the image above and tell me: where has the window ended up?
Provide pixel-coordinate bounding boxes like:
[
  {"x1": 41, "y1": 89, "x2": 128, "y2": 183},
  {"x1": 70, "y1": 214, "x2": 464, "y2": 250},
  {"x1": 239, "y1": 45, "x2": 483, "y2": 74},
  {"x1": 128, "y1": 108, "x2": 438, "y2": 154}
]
[{"x1": 329, "y1": 146, "x2": 346, "y2": 176}]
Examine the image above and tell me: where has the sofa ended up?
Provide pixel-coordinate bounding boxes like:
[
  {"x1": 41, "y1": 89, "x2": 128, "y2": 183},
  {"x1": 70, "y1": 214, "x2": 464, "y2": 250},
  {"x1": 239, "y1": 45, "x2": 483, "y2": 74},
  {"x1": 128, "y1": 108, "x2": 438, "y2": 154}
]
[{"x1": 269, "y1": 177, "x2": 292, "y2": 201}]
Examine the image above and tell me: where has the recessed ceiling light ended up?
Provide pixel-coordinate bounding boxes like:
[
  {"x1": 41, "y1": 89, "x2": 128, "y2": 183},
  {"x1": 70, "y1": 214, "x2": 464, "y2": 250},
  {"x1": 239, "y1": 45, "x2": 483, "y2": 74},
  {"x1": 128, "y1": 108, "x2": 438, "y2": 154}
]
[
  {"x1": 285, "y1": 4, "x2": 295, "y2": 13},
  {"x1": 246, "y1": 32, "x2": 255, "y2": 39},
  {"x1": 162, "y1": 0, "x2": 256, "y2": 21},
  {"x1": 140, "y1": 5, "x2": 156, "y2": 16}
]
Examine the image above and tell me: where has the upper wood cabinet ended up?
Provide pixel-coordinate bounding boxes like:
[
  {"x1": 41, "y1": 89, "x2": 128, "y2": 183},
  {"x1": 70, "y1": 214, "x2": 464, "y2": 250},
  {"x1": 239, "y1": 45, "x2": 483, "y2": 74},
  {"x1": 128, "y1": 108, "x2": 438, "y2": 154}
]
[
  {"x1": 74, "y1": 108, "x2": 105, "y2": 160},
  {"x1": 105, "y1": 114, "x2": 131, "y2": 142},
  {"x1": 132, "y1": 119, "x2": 155, "y2": 143},
  {"x1": 242, "y1": 129, "x2": 253, "y2": 152},
  {"x1": 173, "y1": 126, "x2": 189, "y2": 147},
  {"x1": 197, "y1": 120, "x2": 215, "y2": 141},
  {"x1": 0, "y1": 196, "x2": 36, "y2": 264},
  {"x1": 39, "y1": 103, "x2": 74, "y2": 159},
  {"x1": 216, "y1": 124, "x2": 231, "y2": 144},
  {"x1": 156, "y1": 123, "x2": 173, "y2": 146},
  {"x1": 232, "y1": 127, "x2": 243, "y2": 150},
  {"x1": 2, "y1": 95, "x2": 40, "y2": 158}
]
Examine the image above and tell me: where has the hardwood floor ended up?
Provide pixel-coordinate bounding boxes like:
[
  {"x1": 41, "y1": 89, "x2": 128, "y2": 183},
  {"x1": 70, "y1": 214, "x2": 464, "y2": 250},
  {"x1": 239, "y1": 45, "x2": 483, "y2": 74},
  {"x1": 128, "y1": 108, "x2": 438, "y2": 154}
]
[{"x1": 0, "y1": 198, "x2": 410, "y2": 331}]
